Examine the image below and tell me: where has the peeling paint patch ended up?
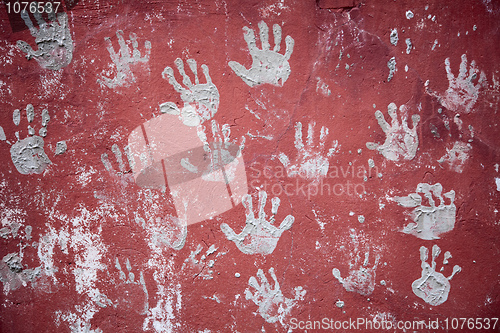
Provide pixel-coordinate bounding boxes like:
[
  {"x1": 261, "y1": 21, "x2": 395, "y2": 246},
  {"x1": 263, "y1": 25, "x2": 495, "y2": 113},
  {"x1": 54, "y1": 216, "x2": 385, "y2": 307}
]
[{"x1": 405, "y1": 38, "x2": 412, "y2": 54}]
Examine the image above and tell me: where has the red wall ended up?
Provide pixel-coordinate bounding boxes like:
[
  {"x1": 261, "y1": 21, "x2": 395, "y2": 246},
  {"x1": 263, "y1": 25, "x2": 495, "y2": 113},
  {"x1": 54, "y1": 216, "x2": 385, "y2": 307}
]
[{"x1": 0, "y1": 0, "x2": 499, "y2": 332}]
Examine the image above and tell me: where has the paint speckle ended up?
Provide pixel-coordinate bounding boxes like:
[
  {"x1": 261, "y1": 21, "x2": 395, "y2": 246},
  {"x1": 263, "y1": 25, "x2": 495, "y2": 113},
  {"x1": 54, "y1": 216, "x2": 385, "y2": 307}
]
[
  {"x1": 55, "y1": 141, "x2": 67, "y2": 155},
  {"x1": 406, "y1": 10, "x2": 414, "y2": 19},
  {"x1": 387, "y1": 57, "x2": 396, "y2": 82},
  {"x1": 358, "y1": 215, "x2": 365, "y2": 223},
  {"x1": 390, "y1": 29, "x2": 398, "y2": 46},
  {"x1": 335, "y1": 300, "x2": 344, "y2": 308},
  {"x1": 235, "y1": 273, "x2": 240, "y2": 278},
  {"x1": 405, "y1": 38, "x2": 412, "y2": 54}
]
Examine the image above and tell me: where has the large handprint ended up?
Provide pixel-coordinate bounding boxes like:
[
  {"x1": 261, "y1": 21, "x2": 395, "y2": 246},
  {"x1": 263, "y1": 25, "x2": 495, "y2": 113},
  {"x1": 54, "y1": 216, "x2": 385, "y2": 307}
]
[
  {"x1": 366, "y1": 102, "x2": 420, "y2": 161},
  {"x1": 425, "y1": 54, "x2": 487, "y2": 113},
  {"x1": 245, "y1": 267, "x2": 306, "y2": 324},
  {"x1": 16, "y1": 10, "x2": 73, "y2": 70},
  {"x1": 98, "y1": 30, "x2": 151, "y2": 88},
  {"x1": 161, "y1": 58, "x2": 219, "y2": 126},
  {"x1": 229, "y1": 21, "x2": 294, "y2": 87},
  {"x1": 278, "y1": 121, "x2": 339, "y2": 181},
  {"x1": 220, "y1": 190, "x2": 294, "y2": 255}
]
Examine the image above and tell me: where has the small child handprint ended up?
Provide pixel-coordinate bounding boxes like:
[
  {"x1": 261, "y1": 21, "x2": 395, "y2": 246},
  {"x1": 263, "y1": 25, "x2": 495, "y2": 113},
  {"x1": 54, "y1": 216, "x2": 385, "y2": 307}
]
[
  {"x1": 412, "y1": 245, "x2": 461, "y2": 306},
  {"x1": 229, "y1": 21, "x2": 294, "y2": 87},
  {"x1": 245, "y1": 267, "x2": 306, "y2": 324},
  {"x1": 115, "y1": 257, "x2": 149, "y2": 315},
  {"x1": 161, "y1": 58, "x2": 219, "y2": 126},
  {"x1": 98, "y1": 30, "x2": 151, "y2": 88},
  {"x1": 425, "y1": 54, "x2": 487, "y2": 113},
  {"x1": 0, "y1": 104, "x2": 53, "y2": 174},
  {"x1": 220, "y1": 190, "x2": 294, "y2": 255},
  {"x1": 278, "y1": 121, "x2": 339, "y2": 181}
]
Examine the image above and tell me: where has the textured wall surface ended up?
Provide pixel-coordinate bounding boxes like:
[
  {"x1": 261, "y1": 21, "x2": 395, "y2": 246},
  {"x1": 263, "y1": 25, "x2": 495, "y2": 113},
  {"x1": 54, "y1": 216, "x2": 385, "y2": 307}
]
[{"x1": 0, "y1": 0, "x2": 499, "y2": 332}]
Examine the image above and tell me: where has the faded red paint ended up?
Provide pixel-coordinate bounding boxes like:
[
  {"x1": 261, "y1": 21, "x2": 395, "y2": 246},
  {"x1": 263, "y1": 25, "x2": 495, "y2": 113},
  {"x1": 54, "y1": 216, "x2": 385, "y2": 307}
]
[{"x1": 0, "y1": 0, "x2": 499, "y2": 332}]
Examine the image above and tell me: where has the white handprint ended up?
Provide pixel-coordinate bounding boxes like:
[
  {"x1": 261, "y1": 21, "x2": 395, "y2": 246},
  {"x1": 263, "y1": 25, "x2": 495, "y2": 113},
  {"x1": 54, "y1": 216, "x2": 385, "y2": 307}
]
[
  {"x1": 366, "y1": 102, "x2": 420, "y2": 161},
  {"x1": 229, "y1": 21, "x2": 294, "y2": 87},
  {"x1": 245, "y1": 267, "x2": 306, "y2": 324},
  {"x1": 115, "y1": 258, "x2": 149, "y2": 315},
  {"x1": 412, "y1": 245, "x2": 461, "y2": 306},
  {"x1": 393, "y1": 183, "x2": 456, "y2": 240},
  {"x1": 425, "y1": 54, "x2": 487, "y2": 113},
  {"x1": 98, "y1": 30, "x2": 151, "y2": 88},
  {"x1": 220, "y1": 190, "x2": 294, "y2": 255},
  {"x1": 161, "y1": 58, "x2": 219, "y2": 126},
  {"x1": 278, "y1": 121, "x2": 339, "y2": 181},
  {"x1": 16, "y1": 10, "x2": 73, "y2": 70},
  {"x1": 0, "y1": 104, "x2": 52, "y2": 174},
  {"x1": 332, "y1": 250, "x2": 380, "y2": 296},
  {"x1": 180, "y1": 120, "x2": 245, "y2": 183}
]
